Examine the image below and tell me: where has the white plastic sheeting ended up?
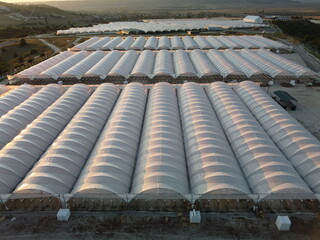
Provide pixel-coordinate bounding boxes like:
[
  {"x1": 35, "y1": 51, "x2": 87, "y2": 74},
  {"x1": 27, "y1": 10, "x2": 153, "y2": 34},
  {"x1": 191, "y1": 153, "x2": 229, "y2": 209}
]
[
  {"x1": 229, "y1": 36, "x2": 258, "y2": 49},
  {"x1": 14, "y1": 84, "x2": 120, "y2": 195},
  {"x1": 131, "y1": 82, "x2": 189, "y2": 197},
  {"x1": 252, "y1": 35, "x2": 290, "y2": 50},
  {"x1": 101, "y1": 37, "x2": 122, "y2": 50},
  {"x1": 216, "y1": 36, "x2": 242, "y2": 49},
  {"x1": 257, "y1": 49, "x2": 317, "y2": 78},
  {"x1": 206, "y1": 36, "x2": 227, "y2": 49},
  {"x1": 108, "y1": 50, "x2": 139, "y2": 78},
  {"x1": 206, "y1": 82, "x2": 312, "y2": 195},
  {"x1": 0, "y1": 84, "x2": 35, "y2": 117},
  {"x1": 194, "y1": 36, "x2": 212, "y2": 49},
  {"x1": 12, "y1": 49, "x2": 316, "y2": 81},
  {"x1": 0, "y1": 84, "x2": 92, "y2": 194},
  {"x1": 61, "y1": 51, "x2": 105, "y2": 79},
  {"x1": 86, "y1": 37, "x2": 111, "y2": 51},
  {"x1": 130, "y1": 37, "x2": 146, "y2": 50},
  {"x1": 173, "y1": 50, "x2": 197, "y2": 77},
  {"x1": 158, "y1": 36, "x2": 171, "y2": 50},
  {"x1": 153, "y1": 50, "x2": 174, "y2": 77},
  {"x1": 182, "y1": 36, "x2": 198, "y2": 50},
  {"x1": 71, "y1": 37, "x2": 100, "y2": 51},
  {"x1": 13, "y1": 52, "x2": 73, "y2": 80},
  {"x1": 115, "y1": 36, "x2": 134, "y2": 50},
  {"x1": 84, "y1": 51, "x2": 123, "y2": 79},
  {"x1": 206, "y1": 50, "x2": 244, "y2": 79},
  {"x1": 0, "y1": 85, "x2": 9, "y2": 95},
  {"x1": 178, "y1": 82, "x2": 251, "y2": 197},
  {"x1": 57, "y1": 20, "x2": 269, "y2": 35},
  {"x1": 39, "y1": 51, "x2": 89, "y2": 79},
  {"x1": 239, "y1": 36, "x2": 269, "y2": 49},
  {"x1": 189, "y1": 50, "x2": 219, "y2": 78},
  {"x1": 0, "y1": 84, "x2": 64, "y2": 150},
  {"x1": 143, "y1": 36, "x2": 158, "y2": 50},
  {"x1": 171, "y1": 36, "x2": 185, "y2": 49},
  {"x1": 240, "y1": 49, "x2": 294, "y2": 79},
  {"x1": 131, "y1": 50, "x2": 155, "y2": 77},
  {"x1": 235, "y1": 81, "x2": 320, "y2": 193},
  {"x1": 73, "y1": 83, "x2": 147, "y2": 197},
  {"x1": 223, "y1": 49, "x2": 268, "y2": 79}
]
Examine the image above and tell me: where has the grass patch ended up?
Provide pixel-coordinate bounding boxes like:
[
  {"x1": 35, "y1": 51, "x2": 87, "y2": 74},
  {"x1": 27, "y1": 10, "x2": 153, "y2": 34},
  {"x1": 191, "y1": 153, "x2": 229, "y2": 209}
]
[
  {"x1": 0, "y1": 38, "x2": 53, "y2": 75},
  {"x1": 44, "y1": 37, "x2": 79, "y2": 51}
]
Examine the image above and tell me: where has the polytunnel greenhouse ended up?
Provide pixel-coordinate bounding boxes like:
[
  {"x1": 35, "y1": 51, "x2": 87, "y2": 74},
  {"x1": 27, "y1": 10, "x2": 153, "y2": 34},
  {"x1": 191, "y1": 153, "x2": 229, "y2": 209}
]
[
  {"x1": 10, "y1": 49, "x2": 318, "y2": 84},
  {"x1": 0, "y1": 81, "x2": 319, "y2": 212}
]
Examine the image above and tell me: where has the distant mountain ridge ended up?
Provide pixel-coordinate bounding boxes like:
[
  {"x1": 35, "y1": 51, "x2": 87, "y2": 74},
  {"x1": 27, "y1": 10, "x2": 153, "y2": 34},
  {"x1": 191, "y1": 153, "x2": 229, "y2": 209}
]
[{"x1": 35, "y1": 0, "x2": 320, "y2": 12}]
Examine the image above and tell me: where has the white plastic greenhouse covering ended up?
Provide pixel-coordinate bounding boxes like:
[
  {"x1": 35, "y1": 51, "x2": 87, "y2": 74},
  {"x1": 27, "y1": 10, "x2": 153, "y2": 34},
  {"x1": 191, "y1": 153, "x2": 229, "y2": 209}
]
[
  {"x1": 13, "y1": 52, "x2": 73, "y2": 80},
  {"x1": 235, "y1": 81, "x2": 320, "y2": 193},
  {"x1": 189, "y1": 50, "x2": 219, "y2": 78},
  {"x1": 229, "y1": 36, "x2": 258, "y2": 49},
  {"x1": 171, "y1": 36, "x2": 185, "y2": 49},
  {"x1": 143, "y1": 36, "x2": 158, "y2": 50},
  {"x1": 0, "y1": 84, "x2": 64, "y2": 150},
  {"x1": 178, "y1": 82, "x2": 251, "y2": 197},
  {"x1": 71, "y1": 37, "x2": 100, "y2": 51},
  {"x1": 115, "y1": 36, "x2": 134, "y2": 50},
  {"x1": 257, "y1": 49, "x2": 317, "y2": 78},
  {"x1": 173, "y1": 50, "x2": 197, "y2": 77},
  {"x1": 72, "y1": 83, "x2": 147, "y2": 197},
  {"x1": 206, "y1": 82, "x2": 312, "y2": 196},
  {"x1": 0, "y1": 85, "x2": 9, "y2": 95},
  {"x1": 206, "y1": 50, "x2": 244, "y2": 79},
  {"x1": 206, "y1": 36, "x2": 227, "y2": 49},
  {"x1": 194, "y1": 36, "x2": 212, "y2": 49},
  {"x1": 182, "y1": 36, "x2": 198, "y2": 50},
  {"x1": 131, "y1": 50, "x2": 155, "y2": 77},
  {"x1": 240, "y1": 36, "x2": 269, "y2": 49},
  {"x1": 239, "y1": 49, "x2": 295, "y2": 79},
  {"x1": 101, "y1": 37, "x2": 122, "y2": 50},
  {"x1": 108, "y1": 50, "x2": 139, "y2": 78},
  {"x1": 85, "y1": 37, "x2": 111, "y2": 51},
  {"x1": 71, "y1": 35, "x2": 289, "y2": 51},
  {"x1": 131, "y1": 82, "x2": 189, "y2": 197},
  {"x1": 130, "y1": 37, "x2": 146, "y2": 50},
  {"x1": 223, "y1": 49, "x2": 268, "y2": 79},
  {"x1": 252, "y1": 35, "x2": 289, "y2": 50},
  {"x1": 153, "y1": 50, "x2": 174, "y2": 77},
  {"x1": 0, "y1": 84, "x2": 35, "y2": 117},
  {"x1": 84, "y1": 51, "x2": 123, "y2": 79},
  {"x1": 158, "y1": 36, "x2": 171, "y2": 50},
  {"x1": 39, "y1": 51, "x2": 89, "y2": 79},
  {"x1": 216, "y1": 36, "x2": 242, "y2": 49},
  {"x1": 13, "y1": 84, "x2": 120, "y2": 195},
  {"x1": 0, "y1": 84, "x2": 91, "y2": 194},
  {"x1": 61, "y1": 51, "x2": 105, "y2": 79}
]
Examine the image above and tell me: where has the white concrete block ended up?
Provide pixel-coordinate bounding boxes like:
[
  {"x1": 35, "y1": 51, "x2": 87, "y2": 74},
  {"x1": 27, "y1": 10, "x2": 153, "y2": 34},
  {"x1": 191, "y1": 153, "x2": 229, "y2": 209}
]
[
  {"x1": 190, "y1": 210, "x2": 201, "y2": 223},
  {"x1": 275, "y1": 215, "x2": 291, "y2": 231},
  {"x1": 57, "y1": 208, "x2": 71, "y2": 222}
]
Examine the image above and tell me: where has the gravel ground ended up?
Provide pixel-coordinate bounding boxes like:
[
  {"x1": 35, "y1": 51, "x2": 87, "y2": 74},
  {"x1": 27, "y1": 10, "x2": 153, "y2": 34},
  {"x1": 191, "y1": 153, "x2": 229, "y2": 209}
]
[{"x1": 0, "y1": 211, "x2": 319, "y2": 239}]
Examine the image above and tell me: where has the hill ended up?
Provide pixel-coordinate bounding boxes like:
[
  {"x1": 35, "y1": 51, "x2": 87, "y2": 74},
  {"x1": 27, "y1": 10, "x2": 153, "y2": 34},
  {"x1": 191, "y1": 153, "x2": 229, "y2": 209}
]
[{"x1": 42, "y1": 0, "x2": 320, "y2": 12}]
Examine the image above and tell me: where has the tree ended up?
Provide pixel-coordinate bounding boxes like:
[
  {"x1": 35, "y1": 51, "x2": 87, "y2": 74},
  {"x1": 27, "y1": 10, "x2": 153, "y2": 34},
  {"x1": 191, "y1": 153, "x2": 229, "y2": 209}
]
[{"x1": 19, "y1": 38, "x2": 27, "y2": 47}]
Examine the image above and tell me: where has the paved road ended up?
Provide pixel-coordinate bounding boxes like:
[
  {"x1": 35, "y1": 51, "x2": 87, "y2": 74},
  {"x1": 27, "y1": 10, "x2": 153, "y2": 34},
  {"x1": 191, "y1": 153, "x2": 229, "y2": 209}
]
[
  {"x1": 39, "y1": 39, "x2": 61, "y2": 54},
  {"x1": 72, "y1": 37, "x2": 82, "y2": 46},
  {"x1": 279, "y1": 39, "x2": 320, "y2": 73}
]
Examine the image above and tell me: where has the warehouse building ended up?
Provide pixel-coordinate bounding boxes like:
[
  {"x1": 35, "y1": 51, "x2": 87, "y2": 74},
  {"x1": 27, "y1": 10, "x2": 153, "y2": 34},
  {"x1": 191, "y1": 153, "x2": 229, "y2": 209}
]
[{"x1": 0, "y1": 81, "x2": 319, "y2": 212}]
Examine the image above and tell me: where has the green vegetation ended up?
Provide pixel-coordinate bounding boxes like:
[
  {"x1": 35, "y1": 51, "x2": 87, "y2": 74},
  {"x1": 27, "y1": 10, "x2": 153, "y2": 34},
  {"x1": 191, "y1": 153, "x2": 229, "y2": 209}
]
[
  {"x1": 0, "y1": 39, "x2": 53, "y2": 75},
  {"x1": 274, "y1": 20, "x2": 320, "y2": 52}
]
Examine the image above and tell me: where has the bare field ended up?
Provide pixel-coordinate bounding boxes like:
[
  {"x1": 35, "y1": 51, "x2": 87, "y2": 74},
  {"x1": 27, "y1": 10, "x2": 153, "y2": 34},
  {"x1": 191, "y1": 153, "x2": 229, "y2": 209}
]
[{"x1": 0, "y1": 211, "x2": 319, "y2": 239}]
